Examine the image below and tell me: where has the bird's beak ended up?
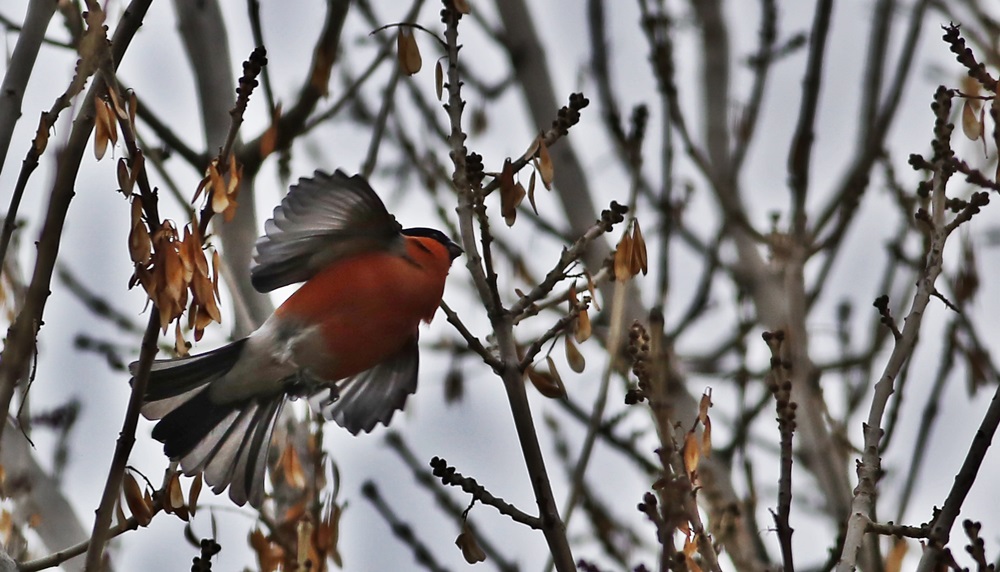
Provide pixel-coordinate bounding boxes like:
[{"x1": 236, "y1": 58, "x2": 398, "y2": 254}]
[{"x1": 447, "y1": 239, "x2": 464, "y2": 261}]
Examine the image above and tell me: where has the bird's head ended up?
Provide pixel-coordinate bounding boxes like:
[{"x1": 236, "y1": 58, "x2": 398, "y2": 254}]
[{"x1": 402, "y1": 227, "x2": 464, "y2": 262}]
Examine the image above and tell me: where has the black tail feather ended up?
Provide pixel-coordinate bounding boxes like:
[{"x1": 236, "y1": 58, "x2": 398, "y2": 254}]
[
  {"x1": 151, "y1": 389, "x2": 240, "y2": 459},
  {"x1": 132, "y1": 338, "x2": 282, "y2": 507},
  {"x1": 135, "y1": 338, "x2": 249, "y2": 403}
]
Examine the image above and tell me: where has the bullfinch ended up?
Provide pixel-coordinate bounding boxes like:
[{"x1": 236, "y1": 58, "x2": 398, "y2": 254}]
[{"x1": 130, "y1": 170, "x2": 462, "y2": 507}]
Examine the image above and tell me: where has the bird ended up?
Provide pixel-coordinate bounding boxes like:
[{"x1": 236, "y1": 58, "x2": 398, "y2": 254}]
[{"x1": 130, "y1": 170, "x2": 463, "y2": 507}]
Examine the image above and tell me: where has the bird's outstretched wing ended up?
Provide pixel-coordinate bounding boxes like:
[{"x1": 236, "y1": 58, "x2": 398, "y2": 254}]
[
  {"x1": 308, "y1": 337, "x2": 419, "y2": 435},
  {"x1": 251, "y1": 170, "x2": 403, "y2": 293}
]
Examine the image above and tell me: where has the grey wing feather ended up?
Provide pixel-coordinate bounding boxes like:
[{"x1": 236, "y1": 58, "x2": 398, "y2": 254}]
[
  {"x1": 251, "y1": 170, "x2": 403, "y2": 292},
  {"x1": 179, "y1": 397, "x2": 284, "y2": 508},
  {"x1": 309, "y1": 337, "x2": 419, "y2": 435}
]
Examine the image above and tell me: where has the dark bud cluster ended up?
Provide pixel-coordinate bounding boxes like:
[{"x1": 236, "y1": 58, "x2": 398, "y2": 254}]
[
  {"x1": 190, "y1": 539, "x2": 221, "y2": 572},
  {"x1": 930, "y1": 86, "x2": 955, "y2": 165},
  {"x1": 599, "y1": 201, "x2": 629, "y2": 232},
  {"x1": 625, "y1": 322, "x2": 651, "y2": 405},
  {"x1": 466, "y1": 152, "x2": 485, "y2": 186},
  {"x1": 942, "y1": 24, "x2": 998, "y2": 92},
  {"x1": 234, "y1": 47, "x2": 267, "y2": 115},
  {"x1": 552, "y1": 93, "x2": 591, "y2": 136}
]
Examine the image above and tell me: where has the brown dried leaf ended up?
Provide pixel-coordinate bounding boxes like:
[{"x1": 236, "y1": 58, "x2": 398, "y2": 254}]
[
  {"x1": 499, "y1": 159, "x2": 523, "y2": 226},
  {"x1": 575, "y1": 306, "x2": 591, "y2": 343},
  {"x1": 283, "y1": 500, "x2": 307, "y2": 523},
  {"x1": 187, "y1": 226, "x2": 209, "y2": 277},
  {"x1": 189, "y1": 304, "x2": 214, "y2": 342},
  {"x1": 127, "y1": 233, "x2": 151, "y2": 269},
  {"x1": 683, "y1": 534, "x2": 698, "y2": 558},
  {"x1": 228, "y1": 154, "x2": 242, "y2": 196},
  {"x1": 223, "y1": 199, "x2": 240, "y2": 222},
  {"x1": 192, "y1": 272, "x2": 221, "y2": 323},
  {"x1": 980, "y1": 105, "x2": 988, "y2": 158},
  {"x1": 614, "y1": 233, "x2": 633, "y2": 282},
  {"x1": 211, "y1": 249, "x2": 221, "y2": 299},
  {"x1": 260, "y1": 104, "x2": 281, "y2": 160},
  {"x1": 702, "y1": 417, "x2": 712, "y2": 459},
  {"x1": 174, "y1": 320, "x2": 188, "y2": 357},
  {"x1": 94, "y1": 97, "x2": 111, "y2": 160},
  {"x1": 698, "y1": 388, "x2": 712, "y2": 424},
  {"x1": 122, "y1": 472, "x2": 152, "y2": 527},
  {"x1": 188, "y1": 474, "x2": 202, "y2": 516},
  {"x1": 157, "y1": 298, "x2": 178, "y2": 334},
  {"x1": 128, "y1": 90, "x2": 138, "y2": 127},
  {"x1": 191, "y1": 175, "x2": 210, "y2": 205},
  {"x1": 522, "y1": 137, "x2": 540, "y2": 162},
  {"x1": 397, "y1": 28, "x2": 422, "y2": 75},
  {"x1": 131, "y1": 150, "x2": 145, "y2": 186},
  {"x1": 167, "y1": 472, "x2": 185, "y2": 510},
  {"x1": 885, "y1": 538, "x2": 907, "y2": 572},
  {"x1": 538, "y1": 136, "x2": 554, "y2": 189},
  {"x1": 280, "y1": 444, "x2": 307, "y2": 489},
  {"x1": 962, "y1": 75, "x2": 983, "y2": 98},
  {"x1": 161, "y1": 247, "x2": 187, "y2": 325},
  {"x1": 455, "y1": 520, "x2": 487, "y2": 564},
  {"x1": 250, "y1": 528, "x2": 285, "y2": 572},
  {"x1": 527, "y1": 361, "x2": 566, "y2": 399},
  {"x1": 209, "y1": 163, "x2": 228, "y2": 214},
  {"x1": 683, "y1": 535, "x2": 703, "y2": 572},
  {"x1": 106, "y1": 86, "x2": 126, "y2": 122},
  {"x1": 545, "y1": 355, "x2": 565, "y2": 391},
  {"x1": 117, "y1": 158, "x2": 133, "y2": 196},
  {"x1": 453, "y1": 0, "x2": 471, "y2": 14},
  {"x1": 585, "y1": 272, "x2": 601, "y2": 311},
  {"x1": 631, "y1": 220, "x2": 648, "y2": 275},
  {"x1": 319, "y1": 500, "x2": 343, "y2": 566},
  {"x1": 565, "y1": 335, "x2": 585, "y2": 373},
  {"x1": 177, "y1": 228, "x2": 195, "y2": 283},
  {"x1": 683, "y1": 430, "x2": 700, "y2": 477},
  {"x1": 128, "y1": 199, "x2": 151, "y2": 265},
  {"x1": 223, "y1": 157, "x2": 243, "y2": 222},
  {"x1": 527, "y1": 169, "x2": 538, "y2": 214},
  {"x1": 962, "y1": 99, "x2": 982, "y2": 141},
  {"x1": 133, "y1": 265, "x2": 154, "y2": 297},
  {"x1": 435, "y1": 60, "x2": 444, "y2": 101}
]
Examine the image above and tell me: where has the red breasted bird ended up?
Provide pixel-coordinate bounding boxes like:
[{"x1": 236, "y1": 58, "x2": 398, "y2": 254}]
[{"x1": 131, "y1": 170, "x2": 462, "y2": 507}]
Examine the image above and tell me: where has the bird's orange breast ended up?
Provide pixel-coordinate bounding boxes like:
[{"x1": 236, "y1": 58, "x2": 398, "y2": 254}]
[{"x1": 273, "y1": 237, "x2": 452, "y2": 381}]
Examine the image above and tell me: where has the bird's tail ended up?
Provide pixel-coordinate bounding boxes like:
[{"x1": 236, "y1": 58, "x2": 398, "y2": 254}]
[{"x1": 131, "y1": 339, "x2": 283, "y2": 507}]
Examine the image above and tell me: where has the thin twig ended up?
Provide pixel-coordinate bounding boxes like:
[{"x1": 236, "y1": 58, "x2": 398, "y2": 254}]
[
  {"x1": 384, "y1": 432, "x2": 520, "y2": 572},
  {"x1": 786, "y1": 0, "x2": 833, "y2": 239},
  {"x1": 442, "y1": 2, "x2": 574, "y2": 568},
  {"x1": 763, "y1": 331, "x2": 796, "y2": 572},
  {"x1": 837, "y1": 86, "x2": 969, "y2": 572},
  {"x1": 429, "y1": 457, "x2": 540, "y2": 529},
  {"x1": 0, "y1": 0, "x2": 153, "y2": 469},
  {"x1": 916, "y1": 362, "x2": 1000, "y2": 570},
  {"x1": 439, "y1": 300, "x2": 501, "y2": 371}
]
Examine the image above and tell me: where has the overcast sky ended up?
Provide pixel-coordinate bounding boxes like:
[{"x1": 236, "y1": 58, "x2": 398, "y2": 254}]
[{"x1": 2, "y1": 1, "x2": 1000, "y2": 571}]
